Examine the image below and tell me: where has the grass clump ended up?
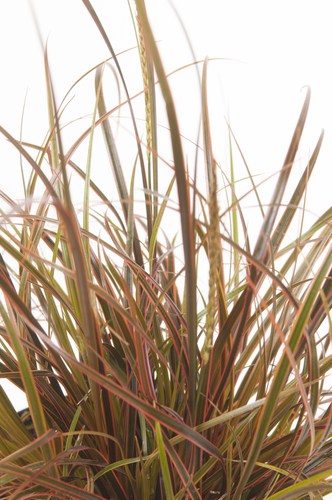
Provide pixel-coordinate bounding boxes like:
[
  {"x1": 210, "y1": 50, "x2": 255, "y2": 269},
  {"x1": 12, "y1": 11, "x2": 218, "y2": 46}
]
[{"x1": 0, "y1": 1, "x2": 331, "y2": 498}]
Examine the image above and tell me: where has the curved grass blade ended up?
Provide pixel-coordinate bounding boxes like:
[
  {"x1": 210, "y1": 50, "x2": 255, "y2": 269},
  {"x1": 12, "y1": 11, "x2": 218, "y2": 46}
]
[
  {"x1": 233, "y1": 243, "x2": 332, "y2": 499},
  {"x1": 95, "y1": 67, "x2": 144, "y2": 268},
  {"x1": 0, "y1": 462, "x2": 105, "y2": 499},
  {"x1": 251, "y1": 88, "x2": 311, "y2": 283},
  {"x1": 266, "y1": 468, "x2": 332, "y2": 499},
  {"x1": 135, "y1": 0, "x2": 197, "y2": 418},
  {"x1": 81, "y1": 0, "x2": 152, "y2": 241},
  {"x1": 0, "y1": 301, "x2": 56, "y2": 474}
]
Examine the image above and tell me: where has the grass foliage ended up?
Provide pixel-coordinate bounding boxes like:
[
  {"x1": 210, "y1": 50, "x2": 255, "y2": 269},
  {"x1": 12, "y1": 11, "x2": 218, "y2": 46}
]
[{"x1": 0, "y1": 1, "x2": 331, "y2": 498}]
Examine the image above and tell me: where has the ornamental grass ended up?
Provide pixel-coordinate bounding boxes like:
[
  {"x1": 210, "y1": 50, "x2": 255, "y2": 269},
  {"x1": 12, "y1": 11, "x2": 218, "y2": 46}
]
[{"x1": 0, "y1": 1, "x2": 331, "y2": 498}]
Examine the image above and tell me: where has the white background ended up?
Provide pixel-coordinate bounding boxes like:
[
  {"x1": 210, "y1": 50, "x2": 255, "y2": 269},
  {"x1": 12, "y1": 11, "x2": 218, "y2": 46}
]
[{"x1": 1, "y1": 0, "x2": 331, "y2": 194}]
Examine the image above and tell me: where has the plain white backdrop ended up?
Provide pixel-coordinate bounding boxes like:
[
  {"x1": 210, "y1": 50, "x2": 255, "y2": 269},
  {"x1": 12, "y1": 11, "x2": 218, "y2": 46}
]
[{"x1": 0, "y1": 1, "x2": 331, "y2": 211}]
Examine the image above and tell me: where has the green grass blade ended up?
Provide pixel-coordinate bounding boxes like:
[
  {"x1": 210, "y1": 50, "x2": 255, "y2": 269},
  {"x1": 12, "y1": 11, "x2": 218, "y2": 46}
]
[
  {"x1": 266, "y1": 468, "x2": 332, "y2": 499},
  {"x1": 233, "y1": 243, "x2": 332, "y2": 499},
  {"x1": 0, "y1": 302, "x2": 55, "y2": 473},
  {"x1": 155, "y1": 420, "x2": 174, "y2": 499}
]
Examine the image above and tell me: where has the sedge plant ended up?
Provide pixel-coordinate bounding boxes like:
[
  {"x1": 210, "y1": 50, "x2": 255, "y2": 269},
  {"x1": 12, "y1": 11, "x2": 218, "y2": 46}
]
[{"x1": 0, "y1": 1, "x2": 331, "y2": 498}]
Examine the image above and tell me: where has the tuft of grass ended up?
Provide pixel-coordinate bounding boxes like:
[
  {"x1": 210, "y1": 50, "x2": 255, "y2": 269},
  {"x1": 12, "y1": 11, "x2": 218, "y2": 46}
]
[{"x1": 0, "y1": 1, "x2": 331, "y2": 498}]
